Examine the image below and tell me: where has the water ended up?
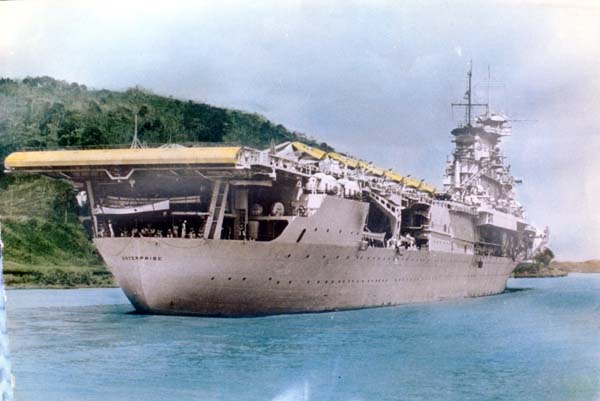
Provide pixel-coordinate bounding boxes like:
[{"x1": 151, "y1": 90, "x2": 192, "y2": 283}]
[{"x1": 6, "y1": 274, "x2": 600, "y2": 401}]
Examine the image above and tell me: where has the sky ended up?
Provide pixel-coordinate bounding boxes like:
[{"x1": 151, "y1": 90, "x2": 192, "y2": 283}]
[{"x1": 1, "y1": 0, "x2": 599, "y2": 260}]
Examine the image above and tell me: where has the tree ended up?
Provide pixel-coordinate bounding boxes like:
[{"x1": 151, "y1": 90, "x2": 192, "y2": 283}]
[{"x1": 534, "y1": 247, "x2": 555, "y2": 267}]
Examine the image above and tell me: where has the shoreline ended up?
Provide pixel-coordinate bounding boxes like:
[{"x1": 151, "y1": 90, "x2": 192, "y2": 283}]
[
  {"x1": 4, "y1": 260, "x2": 599, "y2": 289},
  {"x1": 6, "y1": 283, "x2": 118, "y2": 290},
  {"x1": 512, "y1": 260, "x2": 600, "y2": 278},
  {"x1": 512, "y1": 270, "x2": 568, "y2": 278},
  {"x1": 2, "y1": 260, "x2": 115, "y2": 289}
]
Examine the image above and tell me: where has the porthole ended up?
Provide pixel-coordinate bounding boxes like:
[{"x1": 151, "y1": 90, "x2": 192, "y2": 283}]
[
  {"x1": 339, "y1": 230, "x2": 342, "y2": 234},
  {"x1": 322, "y1": 255, "x2": 326, "y2": 259},
  {"x1": 288, "y1": 281, "x2": 292, "y2": 284},
  {"x1": 317, "y1": 280, "x2": 320, "y2": 284},
  {"x1": 276, "y1": 281, "x2": 280, "y2": 284},
  {"x1": 326, "y1": 229, "x2": 330, "y2": 233},
  {"x1": 287, "y1": 254, "x2": 291, "y2": 258},
  {"x1": 228, "y1": 277, "x2": 232, "y2": 281},
  {"x1": 242, "y1": 277, "x2": 247, "y2": 281},
  {"x1": 314, "y1": 228, "x2": 318, "y2": 232},
  {"x1": 307, "y1": 280, "x2": 310, "y2": 284},
  {"x1": 306, "y1": 255, "x2": 310, "y2": 258},
  {"x1": 325, "y1": 280, "x2": 328, "y2": 284},
  {"x1": 269, "y1": 277, "x2": 272, "y2": 281},
  {"x1": 211, "y1": 277, "x2": 215, "y2": 280}
]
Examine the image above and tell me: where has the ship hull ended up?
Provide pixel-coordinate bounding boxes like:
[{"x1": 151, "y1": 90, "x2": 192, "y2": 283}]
[{"x1": 94, "y1": 238, "x2": 517, "y2": 316}]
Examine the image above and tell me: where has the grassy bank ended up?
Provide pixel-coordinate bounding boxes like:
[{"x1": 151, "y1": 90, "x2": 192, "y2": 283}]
[
  {"x1": 512, "y1": 260, "x2": 600, "y2": 278},
  {"x1": 0, "y1": 175, "x2": 112, "y2": 288},
  {"x1": 3, "y1": 260, "x2": 114, "y2": 288},
  {"x1": 512, "y1": 263, "x2": 568, "y2": 278}
]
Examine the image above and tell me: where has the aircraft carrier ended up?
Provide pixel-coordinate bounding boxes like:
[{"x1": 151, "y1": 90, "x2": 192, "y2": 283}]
[{"x1": 4, "y1": 69, "x2": 548, "y2": 316}]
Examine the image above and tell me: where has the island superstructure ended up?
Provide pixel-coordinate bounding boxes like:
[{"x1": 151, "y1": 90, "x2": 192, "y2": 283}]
[{"x1": 4, "y1": 70, "x2": 548, "y2": 316}]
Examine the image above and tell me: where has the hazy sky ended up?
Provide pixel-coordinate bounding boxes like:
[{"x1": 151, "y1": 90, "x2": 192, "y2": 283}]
[{"x1": 1, "y1": 0, "x2": 599, "y2": 260}]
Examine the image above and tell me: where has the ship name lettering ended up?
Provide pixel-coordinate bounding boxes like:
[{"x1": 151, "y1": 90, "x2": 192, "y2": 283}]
[{"x1": 121, "y1": 255, "x2": 162, "y2": 261}]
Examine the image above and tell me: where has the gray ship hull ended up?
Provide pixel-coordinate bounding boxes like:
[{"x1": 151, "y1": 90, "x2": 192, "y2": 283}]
[{"x1": 94, "y1": 237, "x2": 517, "y2": 316}]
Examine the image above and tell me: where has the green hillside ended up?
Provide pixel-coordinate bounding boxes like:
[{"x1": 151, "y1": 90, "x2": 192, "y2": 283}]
[
  {"x1": 0, "y1": 175, "x2": 109, "y2": 287},
  {"x1": 0, "y1": 76, "x2": 331, "y2": 156},
  {"x1": 0, "y1": 76, "x2": 332, "y2": 287}
]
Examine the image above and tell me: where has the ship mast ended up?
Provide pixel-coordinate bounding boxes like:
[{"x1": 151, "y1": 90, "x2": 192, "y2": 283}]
[
  {"x1": 451, "y1": 62, "x2": 487, "y2": 127},
  {"x1": 487, "y1": 65, "x2": 491, "y2": 117},
  {"x1": 467, "y1": 66, "x2": 472, "y2": 126}
]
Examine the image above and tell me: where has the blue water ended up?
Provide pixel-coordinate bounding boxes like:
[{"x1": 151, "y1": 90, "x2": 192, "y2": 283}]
[{"x1": 6, "y1": 274, "x2": 600, "y2": 401}]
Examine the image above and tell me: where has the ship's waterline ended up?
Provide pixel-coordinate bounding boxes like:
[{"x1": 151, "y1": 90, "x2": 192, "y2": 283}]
[{"x1": 95, "y1": 237, "x2": 516, "y2": 316}]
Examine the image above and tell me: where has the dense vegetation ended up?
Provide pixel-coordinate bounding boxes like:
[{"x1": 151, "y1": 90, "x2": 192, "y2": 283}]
[
  {"x1": 513, "y1": 248, "x2": 562, "y2": 277},
  {"x1": 0, "y1": 76, "x2": 332, "y2": 287},
  {"x1": 0, "y1": 76, "x2": 331, "y2": 158},
  {"x1": 0, "y1": 175, "x2": 108, "y2": 286}
]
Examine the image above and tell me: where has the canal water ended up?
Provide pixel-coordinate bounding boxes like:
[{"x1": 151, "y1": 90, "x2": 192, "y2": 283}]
[{"x1": 6, "y1": 274, "x2": 600, "y2": 401}]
